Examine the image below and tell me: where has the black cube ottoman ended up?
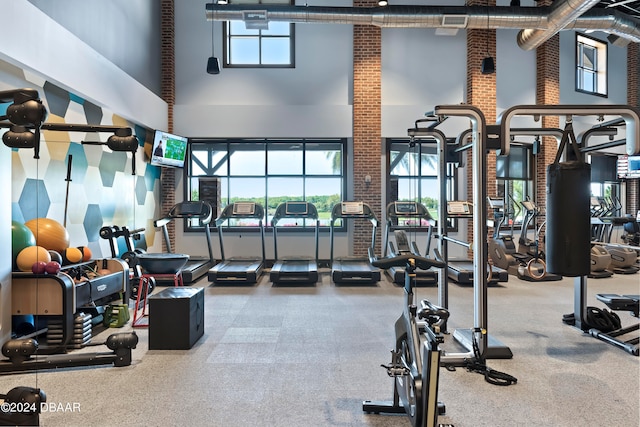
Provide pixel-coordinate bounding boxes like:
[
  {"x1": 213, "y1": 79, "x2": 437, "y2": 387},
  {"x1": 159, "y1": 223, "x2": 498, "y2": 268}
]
[{"x1": 148, "y1": 287, "x2": 204, "y2": 350}]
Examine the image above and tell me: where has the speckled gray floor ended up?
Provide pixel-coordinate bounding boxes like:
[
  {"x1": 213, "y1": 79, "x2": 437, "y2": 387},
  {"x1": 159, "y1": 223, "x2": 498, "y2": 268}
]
[{"x1": 1, "y1": 268, "x2": 638, "y2": 427}]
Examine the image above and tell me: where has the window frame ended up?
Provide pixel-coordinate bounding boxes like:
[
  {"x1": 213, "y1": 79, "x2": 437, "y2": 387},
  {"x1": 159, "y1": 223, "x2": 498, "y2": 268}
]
[
  {"x1": 575, "y1": 33, "x2": 608, "y2": 98},
  {"x1": 184, "y1": 138, "x2": 347, "y2": 233},
  {"x1": 386, "y1": 139, "x2": 458, "y2": 232},
  {"x1": 222, "y1": 0, "x2": 295, "y2": 69},
  {"x1": 495, "y1": 143, "x2": 536, "y2": 227}
]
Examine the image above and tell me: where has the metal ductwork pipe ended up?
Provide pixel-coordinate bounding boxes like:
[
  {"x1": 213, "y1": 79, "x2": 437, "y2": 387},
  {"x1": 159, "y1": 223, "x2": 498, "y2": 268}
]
[
  {"x1": 206, "y1": 3, "x2": 640, "y2": 49},
  {"x1": 516, "y1": 0, "x2": 601, "y2": 50}
]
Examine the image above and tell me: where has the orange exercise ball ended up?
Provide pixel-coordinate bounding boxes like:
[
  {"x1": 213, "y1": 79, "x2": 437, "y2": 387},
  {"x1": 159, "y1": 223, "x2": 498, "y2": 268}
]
[
  {"x1": 77, "y1": 246, "x2": 92, "y2": 262},
  {"x1": 16, "y1": 246, "x2": 51, "y2": 272},
  {"x1": 62, "y1": 247, "x2": 83, "y2": 265},
  {"x1": 24, "y1": 218, "x2": 70, "y2": 254}
]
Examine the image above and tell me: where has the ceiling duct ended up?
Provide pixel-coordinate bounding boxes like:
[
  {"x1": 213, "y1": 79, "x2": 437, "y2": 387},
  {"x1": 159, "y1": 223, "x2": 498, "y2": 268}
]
[
  {"x1": 205, "y1": 3, "x2": 640, "y2": 48},
  {"x1": 516, "y1": 0, "x2": 601, "y2": 50}
]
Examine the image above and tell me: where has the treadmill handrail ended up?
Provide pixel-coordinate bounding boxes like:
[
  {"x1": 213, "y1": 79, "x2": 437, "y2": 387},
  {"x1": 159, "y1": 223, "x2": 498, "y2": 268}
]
[
  {"x1": 215, "y1": 202, "x2": 266, "y2": 263},
  {"x1": 329, "y1": 201, "x2": 379, "y2": 265},
  {"x1": 271, "y1": 201, "x2": 320, "y2": 262},
  {"x1": 153, "y1": 201, "x2": 215, "y2": 263},
  {"x1": 384, "y1": 201, "x2": 434, "y2": 257}
]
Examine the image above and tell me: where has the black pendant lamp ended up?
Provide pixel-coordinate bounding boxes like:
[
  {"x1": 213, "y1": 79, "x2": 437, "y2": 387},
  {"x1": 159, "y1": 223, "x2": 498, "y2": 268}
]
[
  {"x1": 207, "y1": 17, "x2": 220, "y2": 74},
  {"x1": 481, "y1": 2, "x2": 495, "y2": 75}
]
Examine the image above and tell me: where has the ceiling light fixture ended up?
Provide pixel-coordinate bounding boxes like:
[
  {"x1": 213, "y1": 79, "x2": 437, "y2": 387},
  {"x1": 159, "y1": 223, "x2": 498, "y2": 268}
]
[
  {"x1": 207, "y1": 13, "x2": 220, "y2": 74},
  {"x1": 378, "y1": 1, "x2": 388, "y2": 6},
  {"x1": 481, "y1": 1, "x2": 495, "y2": 75}
]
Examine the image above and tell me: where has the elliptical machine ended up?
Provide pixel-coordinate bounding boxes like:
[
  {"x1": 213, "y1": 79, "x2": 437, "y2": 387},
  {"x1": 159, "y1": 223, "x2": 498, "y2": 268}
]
[
  {"x1": 488, "y1": 197, "x2": 561, "y2": 281},
  {"x1": 363, "y1": 249, "x2": 448, "y2": 427}
]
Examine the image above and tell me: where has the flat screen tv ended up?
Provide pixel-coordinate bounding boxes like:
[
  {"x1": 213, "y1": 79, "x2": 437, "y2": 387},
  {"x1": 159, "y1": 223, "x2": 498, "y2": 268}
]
[
  {"x1": 617, "y1": 155, "x2": 640, "y2": 179},
  {"x1": 150, "y1": 130, "x2": 188, "y2": 168},
  {"x1": 628, "y1": 155, "x2": 640, "y2": 178}
]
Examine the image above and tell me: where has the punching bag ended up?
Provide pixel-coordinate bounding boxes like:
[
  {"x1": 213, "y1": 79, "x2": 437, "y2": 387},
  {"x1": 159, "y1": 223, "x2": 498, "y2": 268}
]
[{"x1": 546, "y1": 125, "x2": 591, "y2": 277}]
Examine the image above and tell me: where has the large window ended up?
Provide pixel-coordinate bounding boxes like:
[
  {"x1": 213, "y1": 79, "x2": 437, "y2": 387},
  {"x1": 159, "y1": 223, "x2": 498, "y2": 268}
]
[
  {"x1": 187, "y1": 139, "x2": 345, "y2": 230},
  {"x1": 223, "y1": 0, "x2": 294, "y2": 68},
  {"x1": 576, "y1": 33, "x2": 608, "y2": 97},
  {"x1": 387, "y1": 140, "x2": 456, "y2": 229},
  {"x1": 496, "y1": 144, "x2": 535, "y2": 225}
]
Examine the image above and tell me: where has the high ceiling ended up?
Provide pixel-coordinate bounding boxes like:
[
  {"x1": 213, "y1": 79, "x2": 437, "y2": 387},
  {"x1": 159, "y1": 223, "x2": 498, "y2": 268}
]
[{"x1": 595, "y1": 0, "x2": 640, "y2": 19}]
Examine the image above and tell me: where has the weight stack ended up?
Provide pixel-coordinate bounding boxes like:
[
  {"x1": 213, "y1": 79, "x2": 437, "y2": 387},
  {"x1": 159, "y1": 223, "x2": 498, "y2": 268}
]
[
  {"x1": 46, "y1": 318, "x2": 64, "y2": 346},
  {"x1": 546, "y1": 161, "x2": 591, "y2": 277},
  {"x1": 71, "y1": 312, "x2": 92, "y2": 348}
]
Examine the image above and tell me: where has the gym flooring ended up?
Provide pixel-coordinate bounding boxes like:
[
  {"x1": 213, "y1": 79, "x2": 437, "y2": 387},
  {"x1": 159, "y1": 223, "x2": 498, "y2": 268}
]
[{"x1": 1, "y1": 268, "x2": 638, "y2": 427}]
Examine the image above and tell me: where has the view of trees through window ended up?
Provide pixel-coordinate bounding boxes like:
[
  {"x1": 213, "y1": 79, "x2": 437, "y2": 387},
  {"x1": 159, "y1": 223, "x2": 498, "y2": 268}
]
[
  {"x1": 187, "y1": 139, "x2": 345, "y2": 229},
  {"x1": 388, "y1": 140, "x2": 455, "y2": 228}
]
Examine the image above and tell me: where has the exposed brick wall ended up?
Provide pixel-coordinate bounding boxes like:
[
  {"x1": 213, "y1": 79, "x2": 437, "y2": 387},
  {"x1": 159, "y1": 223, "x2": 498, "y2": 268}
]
[
  {"x1": 161, "y1": 0, "x2": 176, "y2": 246},
  {"x1": 627, "y1": 44, "x2": 639, "y2": 215},
  {"x1": 352, "y1": 0, "x2": 382, "y2": 257},
  {"x1": 466, "y1": 0, "x2": 496, "y2": 254},
  {"x1": 535, "y1": 33, "x2": 560, "y2": 244}
]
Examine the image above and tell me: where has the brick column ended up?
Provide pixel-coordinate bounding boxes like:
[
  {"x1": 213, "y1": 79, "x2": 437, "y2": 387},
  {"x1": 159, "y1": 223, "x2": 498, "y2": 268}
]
[
  {"x1": 466, "y1": 0, "x2": 496, "y2": 252},
  {"x1": 626, "y1": 44, "x2": 639, "y2": 214},
  {"x1": 352, "y1": 0, "x2": 382, "y2": 256},
  {"x1": 534, "y1": 0, "x2": 560, "y2": 244},
  {"x1": 161, "y1": 0, "x2": 176, "y2": 246}
]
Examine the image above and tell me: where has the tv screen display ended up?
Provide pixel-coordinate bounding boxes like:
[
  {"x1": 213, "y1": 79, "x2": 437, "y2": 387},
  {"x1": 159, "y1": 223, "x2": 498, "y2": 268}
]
[
  {"x1": 629, "y1": 155, "x2": 640, "y2": 178},
  {"x1": 150, "y1": 130, "x2": 188, "y2": 168},
  {"x1": 617, "y1": 155, "x2": 640, "y2": 179}
]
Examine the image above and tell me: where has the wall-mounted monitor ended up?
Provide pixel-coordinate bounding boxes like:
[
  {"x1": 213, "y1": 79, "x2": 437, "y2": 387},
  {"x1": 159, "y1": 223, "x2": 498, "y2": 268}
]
[
  {"x1": 628, "y1": 156, "x2": 640, "y2": 178},
  {"x1": 617, "y1": 155, "x2": 640, "y2": 179},
  {"x1": 150, "y1": 130, "x2": 188, "y2": 168}
]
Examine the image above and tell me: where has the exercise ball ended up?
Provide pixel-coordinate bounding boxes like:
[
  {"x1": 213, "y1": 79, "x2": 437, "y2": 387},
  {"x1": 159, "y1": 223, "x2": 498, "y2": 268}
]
[
  {"x1": 77, "y1": 246, "x2": 92, "y2": 262},
  {"x1": 62, "y1": 247, "x2": 83, "y2": 265},
  {"x1": 16, "y1": 246, "x2": 51, "y2": 272},
  {"x1": 11, "y1": 221, "x2": 36, "y2": 269},
  {"x1": 24, "y1": 218, "x2": 70, "y2": 254},
  {"x1": 48, "y1": 250, "x2": 63, "y2": 265}
]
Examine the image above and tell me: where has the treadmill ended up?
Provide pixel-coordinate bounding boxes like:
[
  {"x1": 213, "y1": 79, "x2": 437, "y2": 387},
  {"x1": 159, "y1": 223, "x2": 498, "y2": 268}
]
[
  {"x1": 383, "y1": 201, "x2": 437, "y2": 286},
  {"x1": 446, "y1": 200, "x2": 509, "y2": 285},
  {"x1": 269, "y1": 201, "x2": 320, "y2": 285},
  {"x1": 154, "y1": 200, "x2": 215, "y2": 284},
  {"x1": 208, "y1": 201, "x2": 265, "y2": 285},
  {"x1": 329, "y1": 201, "x2": 381, "y2": 284}
]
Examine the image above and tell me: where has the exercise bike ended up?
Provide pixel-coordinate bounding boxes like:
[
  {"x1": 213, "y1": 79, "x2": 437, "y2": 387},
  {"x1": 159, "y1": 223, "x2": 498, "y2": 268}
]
[{"x1": 363, "y1": 249, "x2": 448, "y2": 427}]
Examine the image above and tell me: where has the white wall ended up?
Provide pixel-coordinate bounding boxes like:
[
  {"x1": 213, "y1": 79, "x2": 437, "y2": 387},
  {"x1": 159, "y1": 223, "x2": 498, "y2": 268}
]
[
  {"x1": 0, "y1": 0, "x2": 167, "y2": 131},
  {"x1": 27, "y1": 0, "x2": 162, "y2": 96}
]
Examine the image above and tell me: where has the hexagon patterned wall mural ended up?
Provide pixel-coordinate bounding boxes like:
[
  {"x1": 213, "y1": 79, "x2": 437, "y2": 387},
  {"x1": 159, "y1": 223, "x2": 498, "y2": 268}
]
[{"x1": 9, "y1": 80, "x2": 161, "y2": 260}]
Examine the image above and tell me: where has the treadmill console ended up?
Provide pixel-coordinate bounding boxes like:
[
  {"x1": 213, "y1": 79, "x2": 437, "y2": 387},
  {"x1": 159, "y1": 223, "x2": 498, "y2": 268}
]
[
  {"x1": 447, "y1": 200, "x2": 473, "y2": 217},
  {"x1": 233, "y1": 202, "x2": 256, "y2": 215},
  {"x1": 341, "y1": 201, "x2": 364, "y2": 216},
  {"x1": 285, "y1": 201, "x2": 308, "y2": 215},
  {"x1": 393, "y1": 201, "x2": 418, "y2": 215}
]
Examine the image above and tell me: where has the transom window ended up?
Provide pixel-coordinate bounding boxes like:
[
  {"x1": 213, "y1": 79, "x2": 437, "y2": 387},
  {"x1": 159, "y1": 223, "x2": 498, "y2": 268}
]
[
  {"x1": 576, "y1": 33, "x2": 607, "y2": 97},
  {"x1": 186, "y1": 139, "x2": 345, "y2": 230},
  {"x1": 223, "y1": 0, "x2": 294, "y2": 68}
]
